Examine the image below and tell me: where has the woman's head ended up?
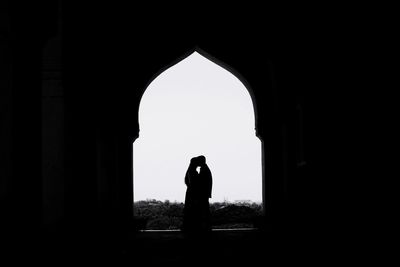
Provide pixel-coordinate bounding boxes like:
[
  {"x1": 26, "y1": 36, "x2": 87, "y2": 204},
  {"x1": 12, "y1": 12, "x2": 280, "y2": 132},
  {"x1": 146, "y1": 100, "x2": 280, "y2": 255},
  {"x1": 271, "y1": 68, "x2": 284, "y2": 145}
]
[{"x1": 190, "y1": 157, "x2": 198, "y2": 166}]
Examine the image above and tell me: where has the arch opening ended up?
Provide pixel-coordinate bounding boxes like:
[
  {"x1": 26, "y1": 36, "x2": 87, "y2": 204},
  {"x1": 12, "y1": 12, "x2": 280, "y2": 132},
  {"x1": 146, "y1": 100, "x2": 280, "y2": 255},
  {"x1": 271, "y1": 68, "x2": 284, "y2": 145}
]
[{"x1": 133, "y1": 51, "x2": 263, "y2": 229}]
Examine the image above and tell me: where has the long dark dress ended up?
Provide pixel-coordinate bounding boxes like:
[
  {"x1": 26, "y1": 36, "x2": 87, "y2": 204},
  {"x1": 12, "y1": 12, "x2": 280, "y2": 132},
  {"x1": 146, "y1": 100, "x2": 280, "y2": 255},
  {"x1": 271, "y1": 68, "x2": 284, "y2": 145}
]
[{"x1": 183, "y1": 164, "x2": 199, "y2": 231}]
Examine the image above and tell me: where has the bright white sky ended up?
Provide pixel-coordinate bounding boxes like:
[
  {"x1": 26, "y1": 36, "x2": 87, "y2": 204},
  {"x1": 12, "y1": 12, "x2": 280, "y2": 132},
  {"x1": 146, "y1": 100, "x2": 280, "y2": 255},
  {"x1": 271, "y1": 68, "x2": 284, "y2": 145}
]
[{"x1": 133, "y1": 52, "x2": 262, "y2": 203}]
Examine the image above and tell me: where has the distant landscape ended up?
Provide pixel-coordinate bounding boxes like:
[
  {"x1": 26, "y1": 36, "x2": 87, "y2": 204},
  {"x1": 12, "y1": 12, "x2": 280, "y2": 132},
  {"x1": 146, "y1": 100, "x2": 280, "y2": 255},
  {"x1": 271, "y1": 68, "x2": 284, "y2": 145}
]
[{"x1": 133, "y1": 199, "x2": 264, "y2": 230}]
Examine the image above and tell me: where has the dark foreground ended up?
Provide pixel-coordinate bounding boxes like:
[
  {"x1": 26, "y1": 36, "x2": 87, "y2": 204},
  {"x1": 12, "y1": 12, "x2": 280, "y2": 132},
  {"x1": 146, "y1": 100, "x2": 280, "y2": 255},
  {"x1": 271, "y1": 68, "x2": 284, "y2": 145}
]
[
  {"x1": 2, "y1": 228, "x2": 362, "y2": 266},
  {"x1": 129, "y1": 229, "x2": 266, "y2": 265},
  {"x1": 114, "y1": 229, "x2": 335, "y2": 265}
]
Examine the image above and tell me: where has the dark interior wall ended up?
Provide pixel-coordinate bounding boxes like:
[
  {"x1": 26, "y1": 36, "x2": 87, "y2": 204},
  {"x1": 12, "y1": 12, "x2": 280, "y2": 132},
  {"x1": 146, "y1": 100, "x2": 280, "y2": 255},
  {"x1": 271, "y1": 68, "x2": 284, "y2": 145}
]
[
  {"x1": 0, "y1": 3, "x2": 13, "y2": 227},
  {"x1": 0, "y1": 1, "x2": 351, "y2": 259},
  {"x1": 41, "y1": 3, "x2": 64, "y2": 227},
  {"x1": 1, "y1": 1, "x2": 59, "y2": 236}
]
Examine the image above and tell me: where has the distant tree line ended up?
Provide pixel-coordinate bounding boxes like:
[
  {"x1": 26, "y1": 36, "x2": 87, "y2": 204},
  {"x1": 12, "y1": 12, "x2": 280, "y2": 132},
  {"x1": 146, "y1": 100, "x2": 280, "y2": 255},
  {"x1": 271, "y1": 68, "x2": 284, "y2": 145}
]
[{"x1": 133, "y1": 199, "x2": 264, "y2": 230}]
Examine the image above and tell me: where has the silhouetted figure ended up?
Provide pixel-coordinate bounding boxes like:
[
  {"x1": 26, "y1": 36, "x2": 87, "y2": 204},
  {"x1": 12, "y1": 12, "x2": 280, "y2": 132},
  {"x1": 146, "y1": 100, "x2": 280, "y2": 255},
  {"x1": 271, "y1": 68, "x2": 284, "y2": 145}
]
[
  {"x1": 182, "y1": 155, "x2": 213, "y2": 233},
  {"x1": 182, "y1": 157, "x2": 199, "y2": 232}
]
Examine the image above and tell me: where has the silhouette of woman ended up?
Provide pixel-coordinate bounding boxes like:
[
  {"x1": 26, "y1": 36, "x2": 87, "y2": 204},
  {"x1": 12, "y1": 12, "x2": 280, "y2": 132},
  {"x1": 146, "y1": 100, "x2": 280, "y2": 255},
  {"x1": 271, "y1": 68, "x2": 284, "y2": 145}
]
[
  {"x1": 183, "y1": 155, "x2": 212, "y2": 232},
  {"x1": 183, "y1": 157, "x2": 199, "y2": 232}
]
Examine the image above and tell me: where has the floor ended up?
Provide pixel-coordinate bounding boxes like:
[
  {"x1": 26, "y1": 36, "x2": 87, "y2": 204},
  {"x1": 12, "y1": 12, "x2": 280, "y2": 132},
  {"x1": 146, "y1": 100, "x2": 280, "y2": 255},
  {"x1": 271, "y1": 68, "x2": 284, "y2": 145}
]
[
  {"x1": 3, "y1": 228, "x2": 337, "y2": 265},
  {"x1": 121, "y1": 229, "x2": 271, "y2": 265}
]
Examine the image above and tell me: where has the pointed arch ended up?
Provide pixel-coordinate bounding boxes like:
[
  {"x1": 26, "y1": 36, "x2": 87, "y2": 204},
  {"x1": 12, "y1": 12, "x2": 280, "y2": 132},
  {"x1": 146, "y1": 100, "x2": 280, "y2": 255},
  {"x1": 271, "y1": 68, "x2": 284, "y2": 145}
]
[
  {"x1": 133, "y1": 48, "x2": 264, "y2": 207},
  {"x1": 134, "y1": 48, "x2": 261, "y2": 139}
]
